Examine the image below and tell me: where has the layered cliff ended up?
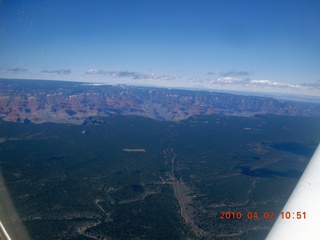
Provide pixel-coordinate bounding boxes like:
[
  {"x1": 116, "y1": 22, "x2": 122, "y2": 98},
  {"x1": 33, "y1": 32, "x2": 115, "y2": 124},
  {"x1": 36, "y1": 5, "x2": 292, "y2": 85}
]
[{"x1": 0, "y1": 79, "x2": 318, "y2": 124}]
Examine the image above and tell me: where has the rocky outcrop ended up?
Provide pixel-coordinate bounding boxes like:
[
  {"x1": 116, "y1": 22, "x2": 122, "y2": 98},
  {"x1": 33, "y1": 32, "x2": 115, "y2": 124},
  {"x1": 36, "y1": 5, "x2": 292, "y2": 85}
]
[{"x1": 0, "y1": 78, "x2": 319, "y2": 124}]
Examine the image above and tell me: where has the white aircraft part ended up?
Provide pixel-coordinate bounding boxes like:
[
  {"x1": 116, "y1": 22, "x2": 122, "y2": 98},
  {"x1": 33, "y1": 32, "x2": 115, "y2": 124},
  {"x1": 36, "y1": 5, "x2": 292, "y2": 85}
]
[
  {"x1": 0, "y1": 221, "x2": 12, "y2": 240},
  {"x1": 266, "y1": 143, "x2": 320, "y2": 239}
]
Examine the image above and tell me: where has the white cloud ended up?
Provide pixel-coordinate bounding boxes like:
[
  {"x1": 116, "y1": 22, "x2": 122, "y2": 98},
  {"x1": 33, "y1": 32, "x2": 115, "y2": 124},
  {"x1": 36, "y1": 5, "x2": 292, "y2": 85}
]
[
  {"x1": 41, "y1": 69, "x2": 71, "y2": 74},
  {"x1": 85, "y1": 69, "x2": 174, "y2": 82},
  {"x1": 217, "y1": 77, "x2": 242, "y2": 83},
  {"x1": 3, "y1": 67, "x2": 28, "y2": 73},
  {"x1": 85, "y1": 69, "x2": 107, "y2": 75},
  {"x1": 249, "y1": 79, "x2": 308, "y2": 90},
  {"x1": 219, "y1": 71, "x2": 250, "y2": 77},
  {"x1": 208, "y1": 76, "x2": 246, "y2": 85},
  {"x1": 190, "y1": 75, "x2": 320, "y2": 95},
  {"x1": 250, "y1": 79, "x2": 272, "y2": 84}
]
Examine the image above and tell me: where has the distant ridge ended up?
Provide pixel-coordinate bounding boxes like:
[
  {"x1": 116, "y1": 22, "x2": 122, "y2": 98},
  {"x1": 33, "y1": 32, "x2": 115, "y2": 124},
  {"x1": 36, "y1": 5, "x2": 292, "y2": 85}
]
[{"x1": 0, "y1": 78, "x2": 319, "y2": 124}]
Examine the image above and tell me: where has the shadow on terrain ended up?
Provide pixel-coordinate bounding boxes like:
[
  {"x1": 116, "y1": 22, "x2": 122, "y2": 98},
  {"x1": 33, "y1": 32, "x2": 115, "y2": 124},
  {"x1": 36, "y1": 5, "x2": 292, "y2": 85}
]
[
  {"x1": 240, "y1": 166, "x2": 302, "y2": 179},
  {"x1": 271, "y1": 142, "x2": 316, "y2": 158}
]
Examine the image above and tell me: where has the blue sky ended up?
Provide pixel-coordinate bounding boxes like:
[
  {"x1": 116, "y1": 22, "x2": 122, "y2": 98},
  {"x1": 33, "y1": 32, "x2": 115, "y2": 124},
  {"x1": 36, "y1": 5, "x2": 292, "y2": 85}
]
[{"x1": 0, "y1": 0, "x2": 320, "y2": 95}]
